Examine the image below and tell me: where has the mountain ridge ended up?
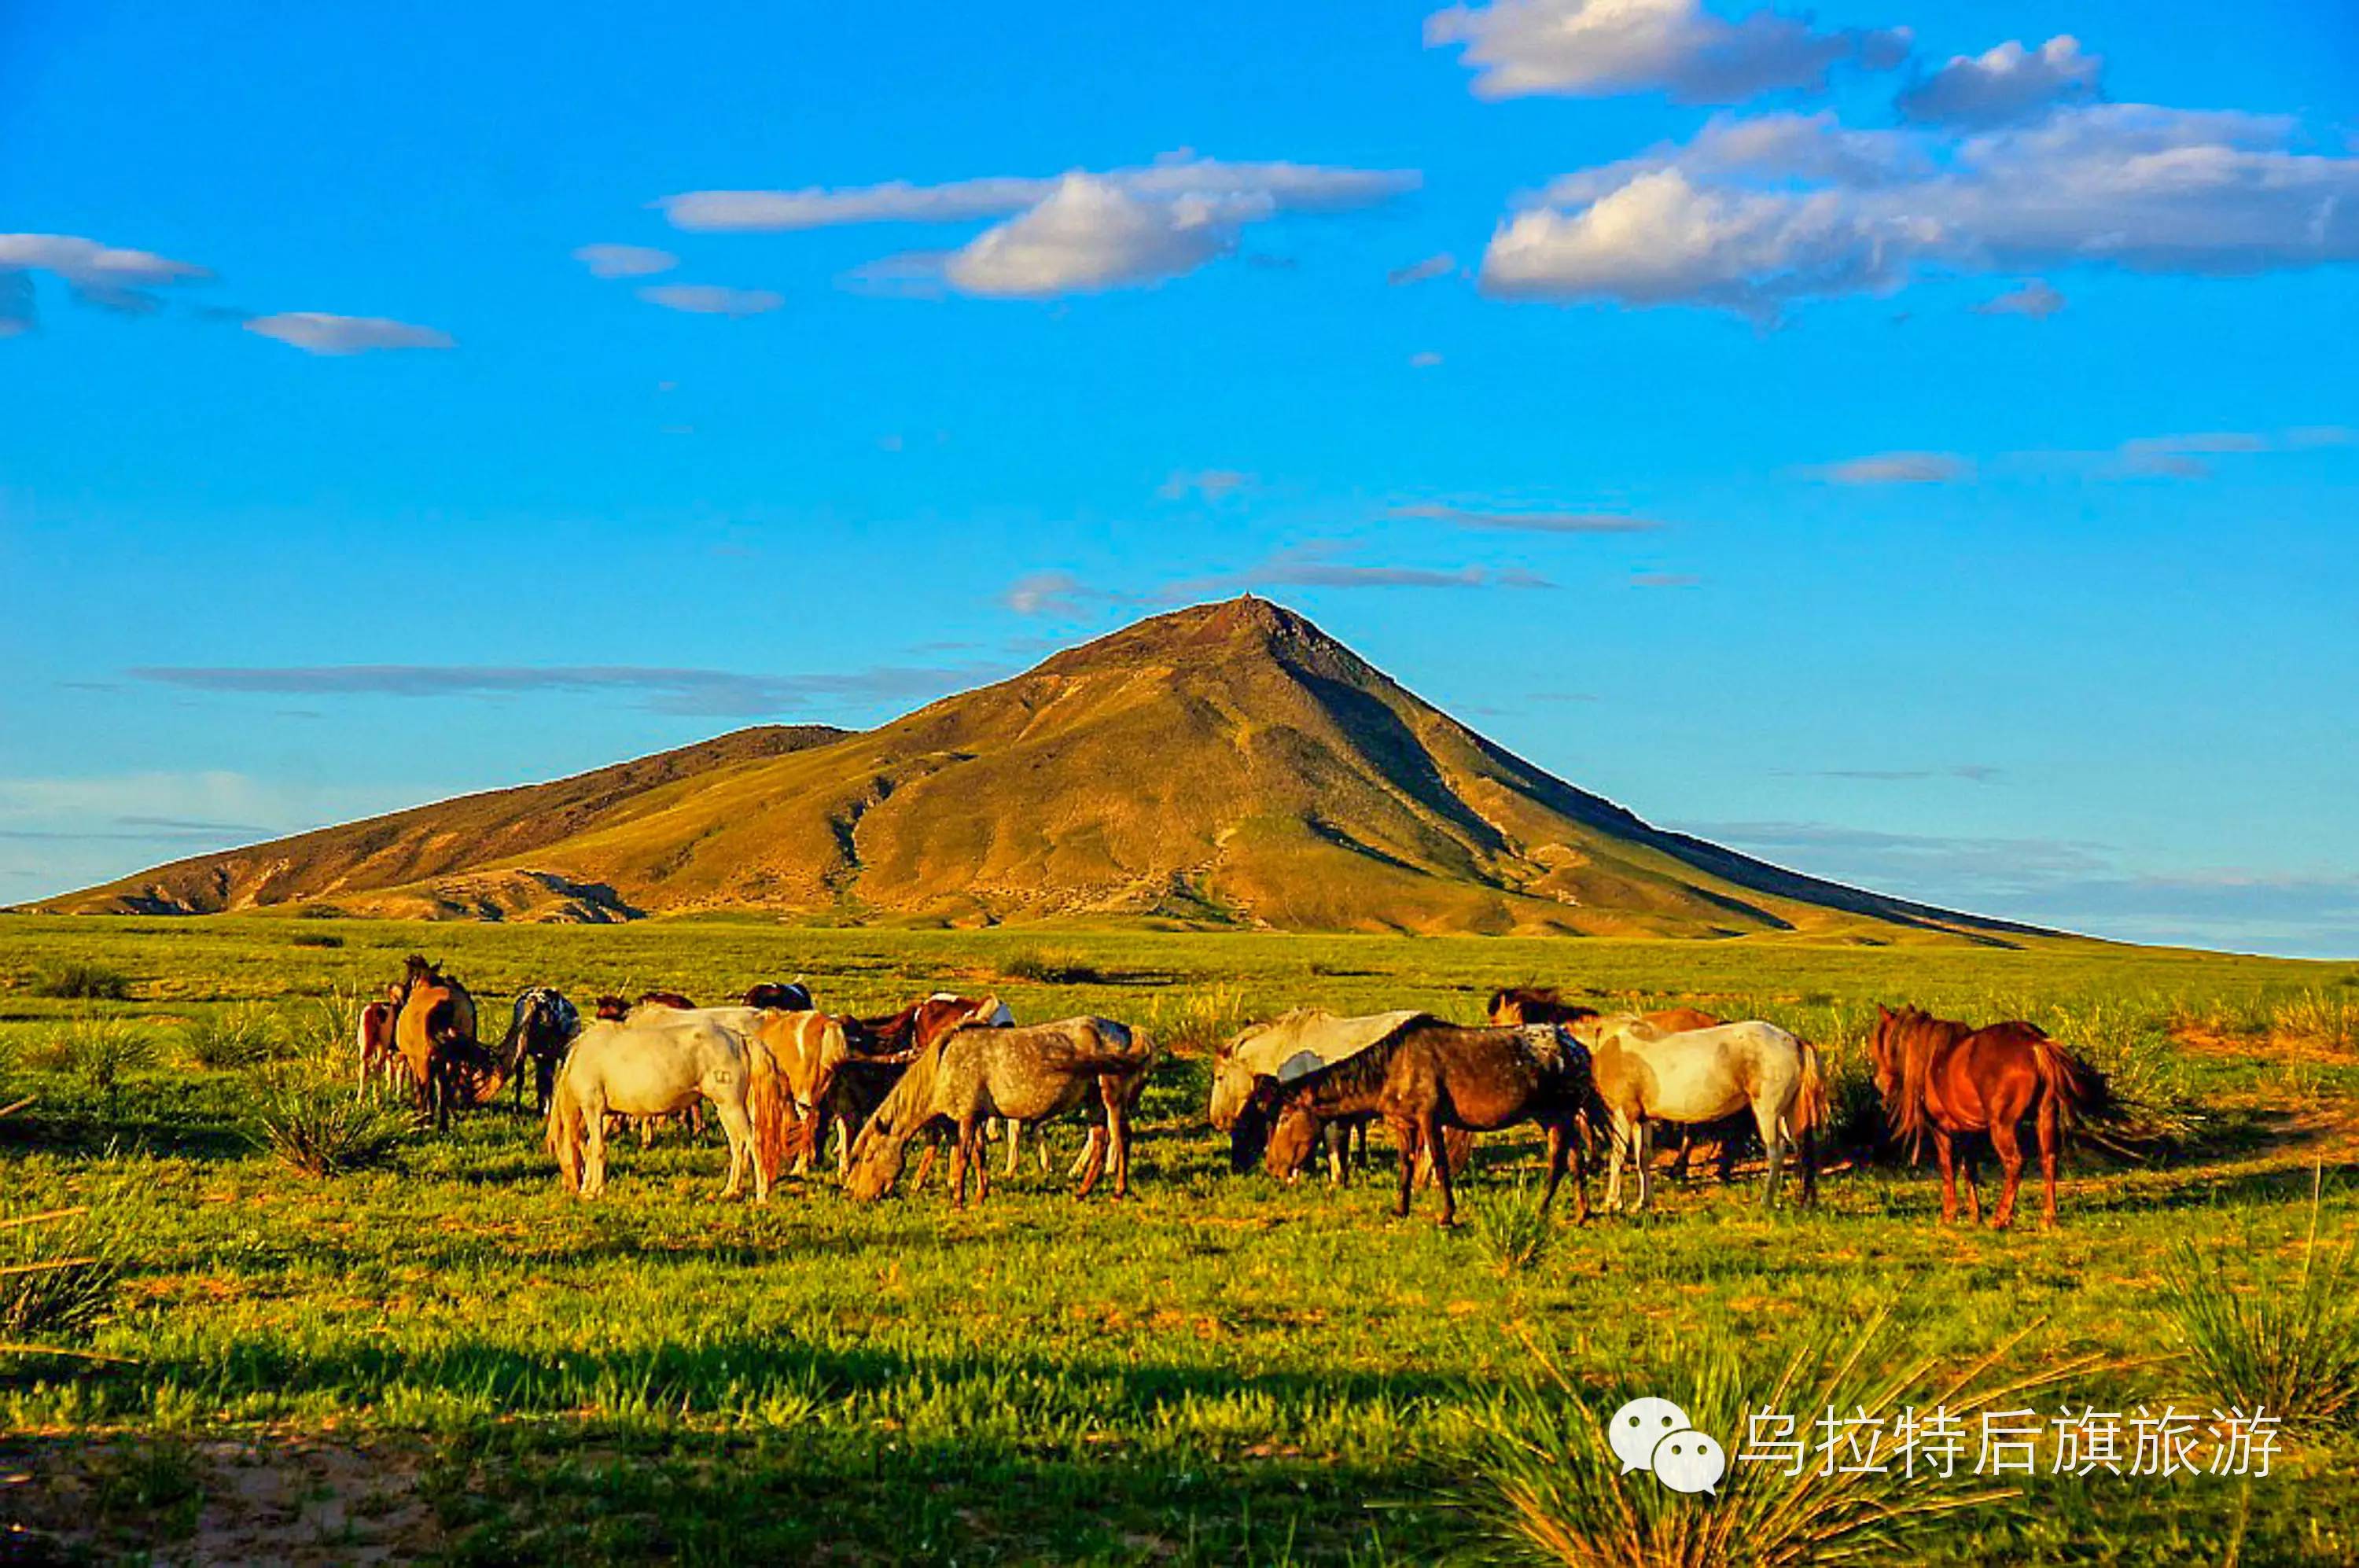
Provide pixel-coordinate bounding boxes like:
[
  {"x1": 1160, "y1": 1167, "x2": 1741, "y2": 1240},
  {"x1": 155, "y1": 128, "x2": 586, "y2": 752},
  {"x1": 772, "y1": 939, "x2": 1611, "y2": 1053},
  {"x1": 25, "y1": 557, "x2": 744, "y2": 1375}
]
[{"x1": 28, "y1": 597, "x2": 2052, "y2": 942}]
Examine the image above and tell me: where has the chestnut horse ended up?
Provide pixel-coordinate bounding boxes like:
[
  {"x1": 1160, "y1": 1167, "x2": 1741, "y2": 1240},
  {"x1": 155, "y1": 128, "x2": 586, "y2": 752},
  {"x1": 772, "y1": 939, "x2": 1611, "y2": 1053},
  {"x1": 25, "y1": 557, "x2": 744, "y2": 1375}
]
[
  {"x1": 1869, "y1": 1003, "x2": 2111, "y2": 1228},
  {"x1": 392, "y1": 956, "x2": 500, "y2": 1129},
  {"x1": 1238, "y1": 1020, "x2": 1595, "y2": 1228}
]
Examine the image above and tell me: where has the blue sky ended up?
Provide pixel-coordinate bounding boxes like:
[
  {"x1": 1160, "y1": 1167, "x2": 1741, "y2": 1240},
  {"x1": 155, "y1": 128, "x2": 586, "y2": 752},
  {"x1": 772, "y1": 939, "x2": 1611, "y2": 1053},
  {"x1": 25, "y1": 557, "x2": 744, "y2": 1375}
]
[{"x1": 2, "y1": 1, "x2": 2353, "y2": 955}]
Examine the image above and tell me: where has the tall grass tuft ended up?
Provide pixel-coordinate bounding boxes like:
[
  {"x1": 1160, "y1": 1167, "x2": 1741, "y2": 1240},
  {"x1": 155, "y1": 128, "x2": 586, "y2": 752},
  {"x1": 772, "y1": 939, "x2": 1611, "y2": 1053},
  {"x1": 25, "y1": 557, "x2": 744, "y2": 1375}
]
[
  {"x1": 2158, "y1": 1169, "x2": 2359, "y2": 1429},
  {"x1": 1148, "y1": 984, "x2": 1254, "y2": 1056},
  {"x1": 176, "y1": 1004, "x2": 284, "y2": 1071},
  {"x1": 2273, "y1": 990, "x2": 2358, "y2": 1053},
  {"x1": 24, "y1": 961, "x2": 133, "y2": 1001},
  {"x1": 245, "y1": 1047, "x2": 417, "y2": 1176},
  {"x1": 0, "y1": 1100, "x2": 120, "y2": 1354},
  {"x1": 1468, "y1": 1183, "x2": 1555, "y2": 1276},
  {"x1": 42, "y1": 1018, "x2": 161, "y2": 1115},
  {"x1": 997, "y1": 947, "x2": 1109, "y2": 985},
  {"x1": 1456, "y1": 1310, "x2": 2107, "y2": 1567}
]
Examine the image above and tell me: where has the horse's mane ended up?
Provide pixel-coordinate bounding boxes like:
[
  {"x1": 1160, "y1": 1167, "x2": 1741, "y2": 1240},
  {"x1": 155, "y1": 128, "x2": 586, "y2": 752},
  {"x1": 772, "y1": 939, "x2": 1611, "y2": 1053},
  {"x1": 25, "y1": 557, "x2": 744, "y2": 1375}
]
[
  {"x1": 1283, "y1": 1021, "x2": 1432, "y2": 1109},
  {"x1": 1490, "y1": 987, "x2": 1599, "y2": 1025},
  {"x1": 1883, "y1": 1005, "x2": 1971, "y2": 1154}
]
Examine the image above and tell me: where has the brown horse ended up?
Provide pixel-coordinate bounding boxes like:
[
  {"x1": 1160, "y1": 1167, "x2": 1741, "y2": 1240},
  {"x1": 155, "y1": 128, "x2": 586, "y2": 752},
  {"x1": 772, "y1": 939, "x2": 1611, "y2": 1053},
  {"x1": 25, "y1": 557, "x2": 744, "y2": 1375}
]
[
  {"x1": 391, "y1": 956, "x2": 500, "y2": 1128},
  {"x1": 1238, "y1": 1019, "x2": 1595, "y2": 1227},
  {"x1": 1869, "y1": 1003, "x2": 2111, "y2": 1228}
]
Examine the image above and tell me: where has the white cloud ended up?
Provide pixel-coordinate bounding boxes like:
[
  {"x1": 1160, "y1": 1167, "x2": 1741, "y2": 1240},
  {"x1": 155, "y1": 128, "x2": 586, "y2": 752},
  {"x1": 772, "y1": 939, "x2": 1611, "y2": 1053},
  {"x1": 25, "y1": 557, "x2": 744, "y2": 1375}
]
[
  {"x1": 573, "y1": 242, "x2": 678, "y2": 278},
  {"x1": 0, "y1": 231, "x2": 209, "y2": 327},
  {"x1": 243, "y1": 313, "x2": 455, "y2": 355},
  {"x1": 636, "y1": 283, "x2": 783, "y2": 316},
  {"x1": 1425, "y1": 0, "x2": 1908, "y2": 105},
  {"x1": 1810, "y1": 451, "x2": 1972, "y2": 484},
  {"x1": 944, "y1": 175, "x2": 1247, "y2": 297},
  {"x1": 657, "y1": 154, "x2": 1418, "y2": 298},
  {"x1": 1898, "y1": 36, "x2": 2102, "y2": 128},
  {"x1": 1974, "y1": 278, "x2": 2066, "y2": 318},
  {"x1": 1480, "y1": 101, "x2": 2359, "y2": 317},
  {"x1": 1389, "y1": 252, "x2": 1457, "y2": 285}
]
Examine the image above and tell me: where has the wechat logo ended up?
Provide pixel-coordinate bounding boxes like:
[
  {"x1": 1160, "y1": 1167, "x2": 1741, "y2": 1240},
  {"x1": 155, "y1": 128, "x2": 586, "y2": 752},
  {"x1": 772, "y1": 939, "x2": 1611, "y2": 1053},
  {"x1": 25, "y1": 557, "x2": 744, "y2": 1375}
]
[{"x1": 1607, "y1": 1397, "x2": 1726, "y2": 1494}]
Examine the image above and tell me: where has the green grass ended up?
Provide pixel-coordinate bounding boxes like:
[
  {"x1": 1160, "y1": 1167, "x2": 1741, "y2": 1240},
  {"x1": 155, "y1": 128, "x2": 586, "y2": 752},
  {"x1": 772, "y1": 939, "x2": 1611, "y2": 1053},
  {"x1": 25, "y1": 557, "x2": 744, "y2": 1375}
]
[{"x1": 0, "y1": 914, "x2": 2354, "y2": 1562}]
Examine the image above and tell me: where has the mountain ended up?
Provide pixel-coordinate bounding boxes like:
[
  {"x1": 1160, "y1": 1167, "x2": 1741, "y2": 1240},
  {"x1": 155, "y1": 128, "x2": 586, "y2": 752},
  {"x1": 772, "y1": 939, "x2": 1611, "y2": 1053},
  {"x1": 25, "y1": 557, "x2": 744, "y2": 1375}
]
[{"x1": 31, "y1": 598, "x2": 2042, "y2": 940}]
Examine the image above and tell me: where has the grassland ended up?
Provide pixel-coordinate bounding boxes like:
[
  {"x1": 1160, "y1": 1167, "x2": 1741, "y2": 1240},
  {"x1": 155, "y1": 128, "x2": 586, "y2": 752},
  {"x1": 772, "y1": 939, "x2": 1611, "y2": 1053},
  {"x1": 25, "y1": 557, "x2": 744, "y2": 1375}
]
[{"x1": 2, "y1": 914, "x2": 2356, "y2": 1563}]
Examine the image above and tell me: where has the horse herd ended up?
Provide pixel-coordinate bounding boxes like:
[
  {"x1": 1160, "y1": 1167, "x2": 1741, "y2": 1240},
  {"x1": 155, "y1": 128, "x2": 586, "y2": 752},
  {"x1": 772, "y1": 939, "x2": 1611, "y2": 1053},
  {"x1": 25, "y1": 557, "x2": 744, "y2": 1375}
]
[{"x1": 355, "y1": 959, "x2": 2115, "y2": 1230}]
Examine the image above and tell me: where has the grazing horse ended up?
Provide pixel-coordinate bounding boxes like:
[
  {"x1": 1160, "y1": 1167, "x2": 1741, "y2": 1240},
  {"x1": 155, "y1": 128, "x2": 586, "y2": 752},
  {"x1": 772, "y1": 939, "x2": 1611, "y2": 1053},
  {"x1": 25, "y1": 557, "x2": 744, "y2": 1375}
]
[
  {"x1": 1213, "y1": 1010, "x2": 1426, "y2": 1186},
  {"x1": 1570, "y1": 1017, "x2": 1823, "y2": 1214},
  {"x1": 1239, "y1": 1020, "x2": 1595, "y2": 1228},
  {"x1": 844, "y1": 1017, "x2": 1154, "y2": 1206},
  {"x1": 392, "y1": 956, "x2": 499, "y2": 1129},
  {"x1": 743, "y1": 981, "x2": 814, "y2": 1012},
  {"x1": 1869, "y1": 1003, "x2": 2110, "y2": 1229},
  {"x1": 500, "y1": 988, "x2": 582, "y2": 1115},
  {"x1": 545, "y1": 1012, "x2": 789, "y2": 1201}
]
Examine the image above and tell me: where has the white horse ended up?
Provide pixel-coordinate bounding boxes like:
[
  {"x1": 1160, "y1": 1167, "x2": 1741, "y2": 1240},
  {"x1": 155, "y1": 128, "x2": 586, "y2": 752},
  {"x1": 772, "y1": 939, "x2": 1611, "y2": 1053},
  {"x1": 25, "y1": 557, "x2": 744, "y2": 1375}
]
[
  {"x1": 1571, "y1": 1016, "x2": 1825, "y2": 1213},
  {"x1": 1210, "y1": 1010, "x2": 1425, "y2": 1183},
  {"x1": 546, "y1": 1012, "x2": 786, "y2": 1200}
]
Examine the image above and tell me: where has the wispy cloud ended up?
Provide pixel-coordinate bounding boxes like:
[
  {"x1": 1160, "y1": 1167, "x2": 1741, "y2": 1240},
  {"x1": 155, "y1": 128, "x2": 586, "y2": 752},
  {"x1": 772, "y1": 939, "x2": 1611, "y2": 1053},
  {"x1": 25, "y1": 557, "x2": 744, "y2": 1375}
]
[
  {"x1": 657, "y1": 155, "x2": 1419, "y2": 299},
  {"x1": 1631, "y1": 572, "x2": 1701, "y2": 587},
  {"x1": 127, "y1": 662, "x2": 982, "y2": 717},
  {"x1": 1974, "y1": 278, "x2": 2065, "y2": 318},
  {"x1": 244, "y1": 313, "x2": 455, "y2": 355},
  {"x1": 1164, "y1": 543, "x2": 1555, "y2": 598},
  {"x1": 1392, "y1": 502, "x2": 1665, "y2": 533},
  {"x1": 1388, "y1": 252, "x2": 1456, "y2": 285},
  {"x1": 636, "y1": 283, "x2": 782, "y2": 317},
  {"x1": 1001, "y1": 570, "x2": 1138, "y2": 618},
  {"x1": 0, "y1": 232, "x2": 209, "y2": 331},
  {"x1": 1783, "y1": 764, "x2": 2003, "y2": 783},
  {"x1": 574, "y1": 242, "x2": 679, "y2": 278},
  {"x1": 1408, "y1": 350, "x2": 1445, "y2": 369},
  {"x1": 1158, "y1": 468, "x2": 1255, "y2": 502},
  {"x1": 1809, "y1": 451, "x2": 1972, "y2": 485},
  {"x1": 1427, "y1": 0, "x2": 1908, "y2": 105}
]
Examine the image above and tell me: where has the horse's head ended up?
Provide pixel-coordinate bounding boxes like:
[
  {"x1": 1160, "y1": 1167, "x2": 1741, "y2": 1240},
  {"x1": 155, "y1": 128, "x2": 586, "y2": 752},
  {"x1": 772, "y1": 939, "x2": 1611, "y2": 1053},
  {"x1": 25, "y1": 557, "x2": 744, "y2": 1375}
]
[
  {"x1": 842, "y1": 1118, "x2": 907, "y2": 1201},
  {"x1": 1226, "y1": 1073, "x2": 1285, "y2": 1173},
  {"x1": 594, "y1": 995, "x2": 630, "y2": 1021},
  {"x1": 1263, "y1": 1102, "x2": 1324, "y2": 1183}
]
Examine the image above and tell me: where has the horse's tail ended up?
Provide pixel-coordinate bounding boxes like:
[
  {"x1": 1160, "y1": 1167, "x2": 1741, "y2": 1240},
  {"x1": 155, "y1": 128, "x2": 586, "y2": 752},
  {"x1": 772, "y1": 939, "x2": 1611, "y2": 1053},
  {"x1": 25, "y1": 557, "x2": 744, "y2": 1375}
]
[
  {"x1": 1792, "y1": 1038, "x2": 1831, "y2": 1136},
  {"x1": 547, "y1": 1057, "x2": 585, "y2": 1193},
  {"x1": 743, "y1": 1035, "x2": 797, "y2": 1187},
  {"x1": 2033, "y1": 1036, "x2": 2112, "y2": 1137}
]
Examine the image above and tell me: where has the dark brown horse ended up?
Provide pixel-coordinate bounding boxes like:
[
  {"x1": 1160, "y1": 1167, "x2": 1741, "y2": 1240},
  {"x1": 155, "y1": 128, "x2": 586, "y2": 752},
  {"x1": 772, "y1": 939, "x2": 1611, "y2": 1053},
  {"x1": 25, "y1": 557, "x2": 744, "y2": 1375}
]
[
  {"x1": 743, "y1": 981, "x2": 814, "y2": 1011},
  {"x1": 1869, "y1": 1003, "x2": 2110, "y2": 1228},
  {"x1": 1235, "y1": 1019, "x2": 1595, "y2": 1227}
]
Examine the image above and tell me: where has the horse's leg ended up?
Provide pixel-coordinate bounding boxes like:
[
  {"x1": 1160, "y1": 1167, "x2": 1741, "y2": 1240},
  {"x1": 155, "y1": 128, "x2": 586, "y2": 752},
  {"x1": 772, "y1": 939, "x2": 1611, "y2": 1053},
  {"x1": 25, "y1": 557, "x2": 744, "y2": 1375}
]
[
  {"x1": 1604, "y1": 1113, "x2": 1628, "y2": 1213},
  {"x1": 715, "y1": 1091, "x2": 759, "y2": 1202},
  {"x1": 1933, "y1": 1128, "x2": 1960, "y2": 1224},
  {"x1": 1421, "y1": 1113, "x2": 1459, "y2": 1227},
  {"x1": 1391, "y1": 1117, "x2": 1417, "y2": 1218},
  {"x1": 1754, "y1": 1097, "x2": 1784, "y2": 1208},
  {"x1": 1961, "y1": 1135, "x2": 1985, "y2": 1224},
  {"x1": 972, "y1": 1118, "x2": 992, "y2": 1205},
  {"x1": 1324, "y1": 1124, "x2": 1346, "y2": 1187},
  {"x1": 1635, "y1": 1120, "x2": 1655, "y2": 1214},
  {"x1": 1539, "y1": 1119, "x2": 1567, "y2": 1214},
  {"x1": 583, "y1": 1092, "x2": 609, "y2": 1198},
  {"x1": 2039, "y1": 1090, "x2": 2062, "y2": 1227},
  {"x1": 948, "y1": 1118, "x2": 973, "y2": 1208},
  {"x1": 1109, "y1": 1084, "x2": 1132, "y2": 1200},
  {"x1": 1075, "y1": 1095, "x2": 1111, "y2": 1198},
  {"x1": 1989, "y1": 1114, "x2": 2025, "y2": 1231},
  {"x1": 1000, "y1": 1118, "x2": 1021, "y2": 1179}
]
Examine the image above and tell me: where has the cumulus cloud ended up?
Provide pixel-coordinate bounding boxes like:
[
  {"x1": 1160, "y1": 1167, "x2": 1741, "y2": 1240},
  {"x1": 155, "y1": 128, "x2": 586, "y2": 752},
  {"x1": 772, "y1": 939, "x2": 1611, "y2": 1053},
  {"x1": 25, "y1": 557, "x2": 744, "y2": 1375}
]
[
  {"x1": 1811, "y1": 451, "x2": 1972, "y2": 484},
  {"x1": 243, "y1": 313, "x2": 454, "y2": 355},
  {"x1": 657, "y1": 154, "x2": 1418, "y2": 298},
  {"x1": 573, "y1": 242, "x2": 678, "y2": 278},
  {"x1": 1389, "y1": 252, "x2": 1456, "y2": 285},
  {"x1": 0, "y1": 231, "x2": 209, "y2": 329},
  {"x1": 1390, "y1": 502, "x2": 1663, "y2": 532},
  {"x1": 1479, "y1": 101, "x2": 2359, "y2": 318},
  {"x1": 1975, "y1": 278, "x2": 2066, "y2": 318},
  {"x1": 1898, "y1": 36, "x2": 2102, "y2": 128},
  {"x1": 1165, "y1": 543, "x2": 1556, "y2": 598},
  {"x1": 127, "y1": 661, "x2": 977, "y2": 716},
  {"x1": 1426, "y1": 0, "x2": 1908, "y2": 105},
  {"x1": 636, "y1": 283, "x2": 783, "y2": 316}
]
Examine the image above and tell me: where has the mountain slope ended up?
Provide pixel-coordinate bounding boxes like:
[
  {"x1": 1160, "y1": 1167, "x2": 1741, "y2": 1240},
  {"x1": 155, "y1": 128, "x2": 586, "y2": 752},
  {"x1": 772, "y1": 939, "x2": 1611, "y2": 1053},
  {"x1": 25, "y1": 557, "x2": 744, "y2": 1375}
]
[{"x1": 34, "y1": 598, "x2": 2043, "y2": 940}]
